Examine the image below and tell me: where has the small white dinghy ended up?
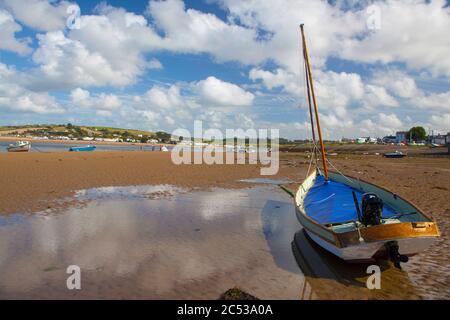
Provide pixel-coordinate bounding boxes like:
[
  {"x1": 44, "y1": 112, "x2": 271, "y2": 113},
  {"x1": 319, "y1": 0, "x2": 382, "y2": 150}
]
[
  {"x1": 7, "y1": 140, "x2": 31, "y2": 152},
  {"x1": 294, "y1": 24, "x2": 440, "y2": 269}
]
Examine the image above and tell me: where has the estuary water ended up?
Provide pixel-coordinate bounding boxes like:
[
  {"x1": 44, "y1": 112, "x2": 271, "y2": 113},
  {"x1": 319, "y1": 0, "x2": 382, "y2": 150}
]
[{"x1": 0, "y1": 184, "x2": 445, "y2": 299}]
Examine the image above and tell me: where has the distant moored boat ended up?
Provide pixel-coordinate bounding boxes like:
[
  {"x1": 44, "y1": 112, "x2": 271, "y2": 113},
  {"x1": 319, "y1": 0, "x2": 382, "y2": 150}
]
[
  {"x1": 383, "y1": 151, "x2": 407, "y2": 158},
  {"x1": 7, "y1": 141, "x2": 31, "y2": 152},
  {"x1": 69, "y1": 145, "x2": 96, "y2": 152}
]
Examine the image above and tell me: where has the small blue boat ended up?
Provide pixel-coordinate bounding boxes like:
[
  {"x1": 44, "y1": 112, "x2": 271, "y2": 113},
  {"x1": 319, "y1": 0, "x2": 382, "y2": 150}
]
[
  {"x1": 69, "y1": 145, "x2": 96, "y2": 152},
  {"x1": 383, "y1": 151, "x2": 407, "y2": 158}
]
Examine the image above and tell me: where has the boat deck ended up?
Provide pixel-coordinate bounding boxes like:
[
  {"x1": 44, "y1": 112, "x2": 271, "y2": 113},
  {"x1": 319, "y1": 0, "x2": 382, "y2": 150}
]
[{"x1": 304, "y1": 175, "x2": 398, "y2": 225}]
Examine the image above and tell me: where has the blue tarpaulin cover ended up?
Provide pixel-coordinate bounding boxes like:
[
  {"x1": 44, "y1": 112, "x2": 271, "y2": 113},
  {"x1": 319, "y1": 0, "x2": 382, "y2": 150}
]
[{"x1": 304, "y1": 175, "x2": 398, "y2": 224}]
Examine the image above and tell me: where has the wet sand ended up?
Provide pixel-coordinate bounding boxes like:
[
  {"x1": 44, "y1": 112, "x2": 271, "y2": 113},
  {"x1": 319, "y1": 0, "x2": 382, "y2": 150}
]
[
  {"x1": 0, "y1": 186, "x2": 304, "y2": 299},
  {"x1": 0, "y1": 152, "x2": 302, "y2": 214},
  {"x1": 0, "y1": 151, "x2": 449, "y2": 299},
  {"x1": 0, "y1": 184, "x2": 440, "y2": 299}
]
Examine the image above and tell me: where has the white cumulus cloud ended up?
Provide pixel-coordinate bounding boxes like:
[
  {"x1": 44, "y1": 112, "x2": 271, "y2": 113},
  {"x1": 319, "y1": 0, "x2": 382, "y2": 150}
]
[
  {"x1": 0, "y1": 63, "x2": 64, "y2": 114},
  {"x1": 196, "y1": 76, "x2": 255, "y2": 107},
  {"x1": 0, "y1": 9, "x2": 31, "y2": 55}
]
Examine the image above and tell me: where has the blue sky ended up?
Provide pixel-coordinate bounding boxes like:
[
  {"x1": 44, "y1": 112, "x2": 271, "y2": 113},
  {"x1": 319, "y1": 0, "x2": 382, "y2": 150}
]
[{"x1": 0, "y1": 0, "x2": 449, "y2": 139}]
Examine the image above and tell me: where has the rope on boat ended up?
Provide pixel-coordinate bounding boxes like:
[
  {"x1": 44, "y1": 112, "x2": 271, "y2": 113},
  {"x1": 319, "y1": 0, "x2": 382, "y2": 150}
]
[
  {"x1": 325, "y1": 157, "x2": 354, "y2": 184},
  {"x1": 305, "y1": 146, "x2": 315, "y2": 178},
  {"x1": 279, "y1": 185, "x2": 295, "y2": 198},
  {"x1": 307, "y1": 193, "x2": 335, "y2": 205},
  {"x1": 354, "y1": 221, "x2": 364, "y2": 242}
]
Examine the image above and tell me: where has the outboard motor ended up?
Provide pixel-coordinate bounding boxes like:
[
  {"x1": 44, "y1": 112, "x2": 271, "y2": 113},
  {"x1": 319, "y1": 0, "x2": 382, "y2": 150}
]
[
  {"x1": 360, "y1": 193, "x2": 383, "y2": 226},
  {"x1": 385, "y1": 241, "x2": 409, "y2": 269}
]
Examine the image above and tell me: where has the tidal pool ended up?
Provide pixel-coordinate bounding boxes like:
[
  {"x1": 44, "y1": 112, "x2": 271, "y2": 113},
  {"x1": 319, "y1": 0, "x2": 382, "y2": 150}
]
[{"x1": 0, "y1": 184, "x2": 440, "y2": 299}]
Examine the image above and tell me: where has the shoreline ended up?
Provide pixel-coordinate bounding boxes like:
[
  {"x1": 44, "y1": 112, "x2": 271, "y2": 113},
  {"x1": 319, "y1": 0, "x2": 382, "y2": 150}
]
[
  {"x1": 0, "y1": 136, "x2": 171, "y2": 147},
  {"x1": 1, "y1": 136, "x2": 448, "y2": 157}
]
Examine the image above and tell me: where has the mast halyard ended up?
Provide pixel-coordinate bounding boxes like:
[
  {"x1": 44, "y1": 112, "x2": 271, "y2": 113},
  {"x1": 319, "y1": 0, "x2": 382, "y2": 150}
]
[
  {"x1": 303, "y1": 44, "x2": 317, "y2": 161},
  {"x1": 300, "y1": 24, "x2": 329, "y2": 180}
]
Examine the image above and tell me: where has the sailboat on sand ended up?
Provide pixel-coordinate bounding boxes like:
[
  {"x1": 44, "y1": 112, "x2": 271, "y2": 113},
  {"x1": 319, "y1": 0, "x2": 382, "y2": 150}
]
[{"x1": 294, "y1": 24, "x2": 440, "y2": 268}]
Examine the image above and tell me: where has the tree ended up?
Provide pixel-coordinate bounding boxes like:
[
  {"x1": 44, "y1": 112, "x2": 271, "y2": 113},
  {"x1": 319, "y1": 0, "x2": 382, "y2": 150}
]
[
  {"x1": 407, "y1": 126, "x2": 426, "y2": 142},
  {"x1": 155, "y1": 131, "x2": 171, "y2": 143}
]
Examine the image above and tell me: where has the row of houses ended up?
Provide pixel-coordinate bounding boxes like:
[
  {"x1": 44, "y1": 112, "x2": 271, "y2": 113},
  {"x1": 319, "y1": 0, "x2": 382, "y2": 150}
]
[
  {"x1": 356, "y1": 131, "x2": 450, "y2": 145},
  {"x1": 394, "y1": 131, "x2": 450, "y2": 145}
]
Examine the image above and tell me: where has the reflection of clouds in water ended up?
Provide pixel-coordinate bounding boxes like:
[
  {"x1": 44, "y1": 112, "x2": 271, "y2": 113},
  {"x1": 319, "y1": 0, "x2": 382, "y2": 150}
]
[
  {"x1": 75, "y1": 185, "x2": 184, "y2": 200},
  {"x1": 195, "y1": 189, "x2": 251, "y2": 221},
  {"x1": 0, "y1": 185, "x2": 293, "y2": 297}
]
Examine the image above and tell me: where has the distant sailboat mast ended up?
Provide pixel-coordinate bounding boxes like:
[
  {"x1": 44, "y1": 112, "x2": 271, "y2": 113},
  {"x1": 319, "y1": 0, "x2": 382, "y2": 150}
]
[{"x1": 300, "y1": 24, "x2": 329, "y2": 180}]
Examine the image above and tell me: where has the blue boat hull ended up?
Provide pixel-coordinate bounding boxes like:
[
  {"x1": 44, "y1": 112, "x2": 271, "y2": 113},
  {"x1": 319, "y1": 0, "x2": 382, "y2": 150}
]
[
  {"x1": 69, "y1": 145, "x2": 96, "y2": 152},
  {"x1": 383, "y1": 153, "x2": 406, "y2": 158}
]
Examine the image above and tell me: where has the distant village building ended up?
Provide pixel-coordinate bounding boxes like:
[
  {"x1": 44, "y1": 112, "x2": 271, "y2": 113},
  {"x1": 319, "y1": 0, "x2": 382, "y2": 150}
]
[
  {"x1": 395, "y1": 131, "x2": 408, "y2": 144},
  {"x1": 356, "y1": 137, "x2": 368, "y2": 144},
  {"x1": 382, "y1": 135, "x2": 396, "y2": 144},
  {"x1": 430, "y1": 133, "x2": 448, "y2": 145},
  {"x1": 356, "y1": 137, "x2": 378, "y2": 144}
]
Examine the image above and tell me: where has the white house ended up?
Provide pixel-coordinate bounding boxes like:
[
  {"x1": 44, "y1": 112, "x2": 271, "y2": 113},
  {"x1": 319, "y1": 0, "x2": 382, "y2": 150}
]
[{"x1": 356, "y1": 137, "x2": 368, "y2": 144}]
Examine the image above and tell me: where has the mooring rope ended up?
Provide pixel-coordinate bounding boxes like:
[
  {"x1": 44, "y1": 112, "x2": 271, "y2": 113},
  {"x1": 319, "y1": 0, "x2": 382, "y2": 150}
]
[{"x1": 31, "y1": 145, "x2": 50, "y2": 153}]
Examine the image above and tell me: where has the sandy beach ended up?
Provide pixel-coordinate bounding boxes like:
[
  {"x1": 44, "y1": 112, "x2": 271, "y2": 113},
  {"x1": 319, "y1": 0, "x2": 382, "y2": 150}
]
[
  {"x1": 1, "y1": 150, "x2": 449, "y2": 216},
  {"x1": 0, "y1": 151, "x2": 302, "y2": 214},
  {"x1": 0, "y1": 149, "x2": 449, "y2": 299}
]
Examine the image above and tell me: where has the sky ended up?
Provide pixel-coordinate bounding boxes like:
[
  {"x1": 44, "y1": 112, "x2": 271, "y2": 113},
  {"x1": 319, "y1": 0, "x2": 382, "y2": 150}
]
[{"x1": 0, "y1": 0, "x2": 449, "y2": 139}]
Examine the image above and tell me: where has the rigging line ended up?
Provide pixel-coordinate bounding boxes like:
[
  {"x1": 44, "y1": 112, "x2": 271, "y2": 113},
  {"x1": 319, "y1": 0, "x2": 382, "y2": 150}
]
[
  {"x1": 325, "y1": 157, "x2": 355, "y2": 185},
  {"x1": 305, "y1": 146, "x2": 315, "y2": 178},
  {"x1": 300, "y1": 24, "x2": 329, "y2": 180},
  {"x1": 309, "y1": 138, "x2": 321, "y2": 168},
  {"x1": 301, "y1": 42, "x2": 319, "y2": 170},
  {"x1": 307, "y1": 193, "x2": 336, "y2": 205},
  {"x1": 31, "y1": 146, "x2": 49, "y2": 153},
  {"x1": 298, "y1": 26, "x2": 317, "y2": 175},
  {"x1": 299, "y1": 35, "x2": 314, "y2": 158},
  {"x1": 304, "y1": 46, "x2": 316, "y2": 144}
]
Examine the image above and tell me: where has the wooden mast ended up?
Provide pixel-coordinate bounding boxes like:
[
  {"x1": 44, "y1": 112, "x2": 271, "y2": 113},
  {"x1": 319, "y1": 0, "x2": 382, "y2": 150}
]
[{"x1": 300, "y1": 24, "x2": 329, "y2": 180}]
